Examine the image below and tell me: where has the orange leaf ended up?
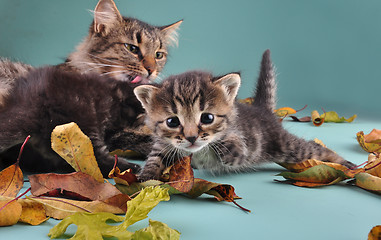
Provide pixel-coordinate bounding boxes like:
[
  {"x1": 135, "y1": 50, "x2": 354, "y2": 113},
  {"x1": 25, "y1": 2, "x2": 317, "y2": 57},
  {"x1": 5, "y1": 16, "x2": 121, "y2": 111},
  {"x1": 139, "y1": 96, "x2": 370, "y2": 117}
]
[
  {"x1": 0, "y1": 163, "x2": 24, "y2": 198},
  {"x1": 368, "y1": 225, "x2": 381, "y2": 240},
  {"x1": 108, "y1": 166, "x2": 138, "y2": 186},
  {"x1": 0, "y1": 200, "x2": 22, "y2": 226},
  {"x1": 18, "y1": 199, "x2": 49, "y2": 225},
  {"x1": 312, "y1": 110, "x2": 325, "y2": 126},
  {"x1": 357, "y1": 131, "x2": 381, "y2": 153},
  {"x1": 278, "y1": 159, "x2": 349, "y2": 173},
  {"x1": 167, "y1": 156, "x2": 194, "y2": 193}
]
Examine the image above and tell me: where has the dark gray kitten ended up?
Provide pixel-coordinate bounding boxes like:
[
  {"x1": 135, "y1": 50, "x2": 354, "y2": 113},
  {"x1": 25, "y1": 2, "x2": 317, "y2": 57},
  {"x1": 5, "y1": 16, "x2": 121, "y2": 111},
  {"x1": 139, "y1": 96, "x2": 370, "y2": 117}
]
[
  {"x1": 134, "y1": 50, "x2": 355, "y2": 180},
  {"x1": 0, "y1": 66, "x2": 148, "y2": 176}
]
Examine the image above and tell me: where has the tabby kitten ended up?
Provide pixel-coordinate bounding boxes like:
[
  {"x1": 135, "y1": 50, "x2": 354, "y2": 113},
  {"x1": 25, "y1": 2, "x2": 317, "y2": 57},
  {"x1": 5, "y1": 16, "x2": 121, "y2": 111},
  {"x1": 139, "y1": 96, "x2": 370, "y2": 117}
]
[
  {"x1": 134, "y1": 50, "x2": 355, "y2": 180},
  {"x1": 0, "y1": 0, "x2": 182, "y2": 107},
  {"x1": 0, "y1": 66, "x2": 146, "y2": 176}
]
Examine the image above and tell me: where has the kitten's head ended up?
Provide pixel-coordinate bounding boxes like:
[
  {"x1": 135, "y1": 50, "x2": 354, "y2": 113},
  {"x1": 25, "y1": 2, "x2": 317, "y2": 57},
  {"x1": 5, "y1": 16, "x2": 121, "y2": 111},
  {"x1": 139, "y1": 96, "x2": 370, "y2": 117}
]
[
  {"x1": 69, "y1": 0, "x2": 182, "y2": 83},
  {"x1": 134, "y1": 71, "x2": 241, "y2": 153}
]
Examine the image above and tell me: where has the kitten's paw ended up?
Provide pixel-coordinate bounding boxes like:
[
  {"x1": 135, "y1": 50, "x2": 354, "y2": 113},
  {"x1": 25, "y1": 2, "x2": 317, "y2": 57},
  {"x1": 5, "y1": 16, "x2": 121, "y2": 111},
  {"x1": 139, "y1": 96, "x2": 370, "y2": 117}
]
[
  {"x1": 117, "y1": 157, "x2": 141, "y2": 174},
  {"x1": 137, "y1": 173, "x2": 156, "y2": 182}
]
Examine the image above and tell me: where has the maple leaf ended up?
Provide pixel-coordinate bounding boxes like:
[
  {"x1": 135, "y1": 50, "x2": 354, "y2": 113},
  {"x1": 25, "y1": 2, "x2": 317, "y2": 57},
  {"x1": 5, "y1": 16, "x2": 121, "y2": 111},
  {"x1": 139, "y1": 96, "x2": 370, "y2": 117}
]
[
  {"x1": 51, "y1": 122, "x2": 103, "y2": 183},
  {"x1": 48, "y1": 186, "x2": 178, "y2": 240}
]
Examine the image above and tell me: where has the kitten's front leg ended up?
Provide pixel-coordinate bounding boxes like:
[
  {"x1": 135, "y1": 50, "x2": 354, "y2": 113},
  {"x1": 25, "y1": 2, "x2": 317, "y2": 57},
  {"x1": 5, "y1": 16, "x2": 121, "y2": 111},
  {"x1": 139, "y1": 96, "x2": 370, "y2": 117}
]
[
  {"x1": 138, "y1": 142, "x2": 167, "y2": 182},
  {"x1": 216, "y1": 133, "x2": 249, "y2": 167}
]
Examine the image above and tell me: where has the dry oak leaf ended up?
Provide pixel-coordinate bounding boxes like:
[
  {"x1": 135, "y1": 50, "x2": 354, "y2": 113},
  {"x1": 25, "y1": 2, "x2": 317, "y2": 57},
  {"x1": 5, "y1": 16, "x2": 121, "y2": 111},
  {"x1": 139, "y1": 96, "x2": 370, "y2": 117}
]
[
  {"x1": 29, "y1": 172, "x2": 130, "y2": 211},
  {"x1": 368, "y1": 225, "x2": 381, "y2": 240},
  {"x1": 51, "y1": 122, "x2": 103, "y2": 183},
  {"x1": 357, "y1": 130, "x2": 381, "y2": 153},
  {"x1": 0, "y1": 163, "x2": 23, "y2": 198},
  {"x1": 0, "y1": 199, "x2": 22, "y2": 226}
]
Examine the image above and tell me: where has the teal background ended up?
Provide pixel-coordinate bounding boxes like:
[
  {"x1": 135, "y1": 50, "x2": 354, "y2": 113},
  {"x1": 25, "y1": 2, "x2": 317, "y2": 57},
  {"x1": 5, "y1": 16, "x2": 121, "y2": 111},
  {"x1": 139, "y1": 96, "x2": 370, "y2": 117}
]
[
  {"x1": 0, "y1": 0, "x2": 380, "y2": 119},
  {"x1": 1, "y1": 1, "x2": 381, "y2": 240}
]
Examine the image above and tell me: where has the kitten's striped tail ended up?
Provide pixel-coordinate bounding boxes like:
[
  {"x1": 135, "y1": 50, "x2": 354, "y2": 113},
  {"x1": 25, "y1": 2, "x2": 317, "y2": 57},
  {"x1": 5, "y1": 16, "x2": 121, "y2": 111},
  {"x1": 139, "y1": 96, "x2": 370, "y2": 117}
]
[{"x1": 253, "y1": 49, "x2": 277, "y2": 111}]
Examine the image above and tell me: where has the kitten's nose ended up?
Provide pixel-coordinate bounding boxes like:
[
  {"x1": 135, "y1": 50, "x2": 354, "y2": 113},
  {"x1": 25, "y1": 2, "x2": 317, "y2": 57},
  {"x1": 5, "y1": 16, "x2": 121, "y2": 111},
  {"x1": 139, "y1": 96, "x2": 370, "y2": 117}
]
[{"x1": 186, "y1": 136, "x2": 198, "y2": 145}]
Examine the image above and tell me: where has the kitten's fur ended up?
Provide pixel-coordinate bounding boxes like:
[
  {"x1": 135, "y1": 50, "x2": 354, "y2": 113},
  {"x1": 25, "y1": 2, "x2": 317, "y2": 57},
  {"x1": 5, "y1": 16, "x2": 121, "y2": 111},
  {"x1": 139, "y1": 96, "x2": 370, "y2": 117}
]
[
  {"x1": 0, "y1": 66, "x2": 147, "y2": 176},
  {"x1": 0, "y1": 0, "x2": 182, "y2": 107},
  {"x1": 134, "y1": 50, "x2": 355, "y2": 180}
]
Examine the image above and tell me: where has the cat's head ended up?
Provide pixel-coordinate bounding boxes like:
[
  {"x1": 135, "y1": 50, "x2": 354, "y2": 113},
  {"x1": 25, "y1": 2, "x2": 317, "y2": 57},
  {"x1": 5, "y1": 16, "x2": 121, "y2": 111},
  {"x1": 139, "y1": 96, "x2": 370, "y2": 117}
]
[
  {"x1": 134, "y1": 71, "x2": 241, "y2": 153},
  {"x1": 69, "y1": 0, "x2": 182, "y2": 83}
]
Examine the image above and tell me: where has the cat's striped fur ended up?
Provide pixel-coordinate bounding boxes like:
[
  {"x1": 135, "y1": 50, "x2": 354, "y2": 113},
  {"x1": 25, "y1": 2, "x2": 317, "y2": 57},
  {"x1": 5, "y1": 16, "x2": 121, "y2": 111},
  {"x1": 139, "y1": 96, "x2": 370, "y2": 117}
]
[
  {"x1": 134, "y1": 49, "x2": 355, "y2": 180},
  {"x1": 0, "y1": 0, "x2": 181, "y2": 107}
]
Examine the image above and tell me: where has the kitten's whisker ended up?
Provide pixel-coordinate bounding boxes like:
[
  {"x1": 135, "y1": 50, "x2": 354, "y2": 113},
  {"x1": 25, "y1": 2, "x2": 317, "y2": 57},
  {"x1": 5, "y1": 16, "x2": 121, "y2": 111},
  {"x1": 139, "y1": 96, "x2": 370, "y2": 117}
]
[
  {"x1": 100, "y1": 70, "x2": 130, "y2": 76},
  {"x1": 77, "y1": 61, "x2": 125, "y2": 69},
  {"x1": 87, "y1": 53, "x2": 120, "y2": 65}
]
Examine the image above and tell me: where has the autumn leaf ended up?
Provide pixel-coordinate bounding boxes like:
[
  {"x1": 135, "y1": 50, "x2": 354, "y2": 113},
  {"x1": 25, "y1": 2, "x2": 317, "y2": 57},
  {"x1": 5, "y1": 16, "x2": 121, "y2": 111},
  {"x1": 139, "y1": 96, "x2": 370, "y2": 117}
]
[
  {"x1": 108, "y1": 165, "x2": 138, "y2": 186},
  {"x1": 29, "y1": 172, "x2": 130, "y2": 212},
  {"x1": 321, "y1": 111, "x2": 357, "y2": 123},
  {"x1": 0, "y1": 199, "x2": 22, "y2": 226},
  {"x1": 274, "y1": 105, "x2": 307, "y2": 118},
  {"x1": 48, "y1": 186, "x2": 177, "y2": 240},
  {"x1": 357, "y1": 130, "x2": 381, "y2": 153},
  {"x1": 166, "y1": 155, "x2": 194, "y2": 193},
  {"x1": 289, "y1": 115, "x2": 312, "y2": 122},
  {"x1": 277, "y1": 164, "x2": 351, "y2": 187},
  {"x1": 364, "y1": 154, "x2": 381, "y2": 178},
  {"x1": 238, "y1": 97, "x2": 254, "y2": 105},
  {"x1": 368, "y1": 225, "x2": 381, "y2": 240},
  {"x1": 51, "y1": 122, "x2": 103, "y2": 183},
  {"x1": 311, "y1": 110, "x2": 325, "y2": 126},
  {"x1": 278, "y1": 159, "x2": 350, "y2": 173},
  {"x1": 18, "y1": 199, "x2": 49, "y2": 225},
  {"x1": 0, "y1": 163, "x2": 23, "y2": 198},
  {"x1": 355, "y1": 172, "x2": 381, "y2": 194}
]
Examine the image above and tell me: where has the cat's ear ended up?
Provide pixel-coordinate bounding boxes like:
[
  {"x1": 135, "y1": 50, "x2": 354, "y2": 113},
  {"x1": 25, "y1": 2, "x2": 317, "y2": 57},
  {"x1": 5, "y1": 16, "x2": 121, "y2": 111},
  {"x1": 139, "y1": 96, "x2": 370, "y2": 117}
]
[
  {"x1": 93, "y1": 0, "x2": 123, "y2": 35},
  {"x1": 134, "y1": 85, "x2": 159, "y2": 110},
  {"x1": 214, "y1": 73, "x2": 241, "y2": 103},
  {"x1": 160, "y1": 20, "x2": 183, "y2": 46}
]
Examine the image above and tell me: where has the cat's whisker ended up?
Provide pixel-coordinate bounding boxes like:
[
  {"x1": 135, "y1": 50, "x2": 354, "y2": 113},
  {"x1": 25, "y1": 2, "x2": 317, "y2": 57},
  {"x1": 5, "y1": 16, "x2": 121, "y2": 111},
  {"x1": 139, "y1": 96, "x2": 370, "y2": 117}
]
[
  {"x1": 77, "y1": 61, "x2": 125, "y2": 69},
  {"x1": 100, "y1": 70, "x2": 130, "y2": 76},
  {"x1": 87, "y1": 53, "x2": 121, "y2": 65}
]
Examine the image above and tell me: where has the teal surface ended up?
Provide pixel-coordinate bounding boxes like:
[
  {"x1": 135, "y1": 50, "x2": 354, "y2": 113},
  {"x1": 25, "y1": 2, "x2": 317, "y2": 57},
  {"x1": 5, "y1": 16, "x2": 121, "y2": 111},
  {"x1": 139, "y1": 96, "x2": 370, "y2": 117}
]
[{"x1": 1, "y1": 0, "x2": 381, "y2": 239}]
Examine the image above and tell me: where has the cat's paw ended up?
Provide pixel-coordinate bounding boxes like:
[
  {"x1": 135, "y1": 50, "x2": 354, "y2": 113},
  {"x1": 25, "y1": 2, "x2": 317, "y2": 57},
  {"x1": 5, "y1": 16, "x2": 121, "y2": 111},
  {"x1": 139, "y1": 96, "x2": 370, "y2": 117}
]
[{"x1": 117, "y1": 157, "x2": 141, "y2": 174}]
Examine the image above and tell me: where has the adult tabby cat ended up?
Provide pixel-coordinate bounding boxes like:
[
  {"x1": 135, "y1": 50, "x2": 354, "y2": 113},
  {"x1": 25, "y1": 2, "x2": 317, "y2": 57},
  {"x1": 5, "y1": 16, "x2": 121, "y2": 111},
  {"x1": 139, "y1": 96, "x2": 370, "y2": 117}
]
[
  {"x1": 0, "y1": 66, "x2": 148, "y2": 176},
  {"x1": 134, "y1": 50, "x2": 355, "y2": 180},
  {"x1": 0, "y1": 0, "x2": 182, "y2": 107}
]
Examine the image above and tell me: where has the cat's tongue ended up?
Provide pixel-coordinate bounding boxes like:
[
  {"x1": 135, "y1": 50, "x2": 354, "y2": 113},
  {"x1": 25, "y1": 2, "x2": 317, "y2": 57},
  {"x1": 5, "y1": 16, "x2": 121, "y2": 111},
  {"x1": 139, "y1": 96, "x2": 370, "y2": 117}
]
[{"x1": 131, "y1": 76, "x2": 142, "y2": 84}]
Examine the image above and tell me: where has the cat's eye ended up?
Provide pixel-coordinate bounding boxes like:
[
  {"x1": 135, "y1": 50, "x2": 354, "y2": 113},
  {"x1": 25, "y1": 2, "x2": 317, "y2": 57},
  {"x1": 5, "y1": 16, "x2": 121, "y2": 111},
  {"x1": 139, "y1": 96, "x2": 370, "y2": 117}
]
[
  {"x1": 124, "y1": 43, "x2": 139, "y2": 54},
  {"x1": 200, "y1": 113, "x2": 214, "y2": 124},
  {"x1": 155, "y1": 51, "x2": 165, "y2": 59},
  {"x1": 166, "y1": 117, "x2": 180, "y2": 128}
]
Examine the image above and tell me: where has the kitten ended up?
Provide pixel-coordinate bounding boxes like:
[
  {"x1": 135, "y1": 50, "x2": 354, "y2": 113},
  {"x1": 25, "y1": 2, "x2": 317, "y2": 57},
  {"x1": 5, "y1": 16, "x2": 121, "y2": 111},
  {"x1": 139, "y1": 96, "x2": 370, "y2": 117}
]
[
  {"x1": 0, "y1": 0, "x2": 182, "y2": 107},
  {"x1": 134, "y1": 50, "x2": 356, "y2": 180},
  {"x1": 0, "y1": 66, "x2": 146, "y2": 176}
]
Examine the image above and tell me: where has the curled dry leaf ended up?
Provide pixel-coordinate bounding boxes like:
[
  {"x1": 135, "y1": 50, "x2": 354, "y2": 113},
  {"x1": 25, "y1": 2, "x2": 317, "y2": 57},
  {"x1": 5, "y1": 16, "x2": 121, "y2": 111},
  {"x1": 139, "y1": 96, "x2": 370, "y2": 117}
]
[
  {"x1": 357, "y1": 130, "x2": 381, "y2": 153},
  {"x1": 278, "y1": 159, "x2": 349, "y2": 173},
  {"x1": 18, "y1": 199, "x2": 49, "y2": 225},
  {"x1": 355, "y1": 172, "x2": 381, "y2": 194},
  {"x1": 108, "y1": 166, "x2": 138, "y2": 186},
  {"x1": 312, "y1": 110, "x2": 325, "y2": 126},
  {"x1": 364, "y1": 154, "x2": 381, "y2": 177},
  {"x1": 166, "y1": 155, "x2": 194, "y2": 193},
  {"x1": 0, "y1": 200, "x2": 22, "y2": 226},
  {"x1": 51, "y1": 122, "x2": 103, "y2": 183}
]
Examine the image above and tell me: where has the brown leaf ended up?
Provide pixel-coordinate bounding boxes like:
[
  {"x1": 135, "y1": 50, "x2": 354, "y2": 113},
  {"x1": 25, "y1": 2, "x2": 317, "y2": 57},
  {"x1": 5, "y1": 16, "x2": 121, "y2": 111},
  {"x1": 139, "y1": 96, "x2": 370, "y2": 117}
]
[
  {"x1": 312, "y1": 110, "x2": 325, "y2": 126},
  {"x1": 108, "y1": 165, "x2": 138, "y2": 186},
  {"x1": 0, "y1": 200, "x2": 22, "y2": 226},
  {"x1": 29, "y1": 172, "x2": 130, "y2": 205},
  {"x1": 365, "y1": 154, "x2": 381, "y2": 177},
  {"x1": 289, "y1": 116, "x2": 311, "y2": 122},
  {"x1": 278, "y1": 159, "x2": 349, "y2": 173},
  {"x1": 357, "y1": 131, "x2": 381, "y2": 153},
  {"x1": 365, "y1": 129, "x2": 381, "y2": 143},
  {"x1": 0, "y1": 163, "x2": 24, "y2": 198},
  {"x1": 167, "y1": 156, "x2": 194, "y2": 193}
]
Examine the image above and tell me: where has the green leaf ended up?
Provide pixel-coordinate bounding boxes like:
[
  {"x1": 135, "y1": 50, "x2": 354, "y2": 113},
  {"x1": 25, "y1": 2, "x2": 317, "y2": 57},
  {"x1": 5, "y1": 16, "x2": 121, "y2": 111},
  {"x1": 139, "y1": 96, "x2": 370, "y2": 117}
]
[
  {"x1": 133, "y1": 219, "x2": 180, "y2": 240},
  {"x1": 277, "y1": 164, "x2": 349, "y2": 187},
  {"x1": 320, "y1": 111, "x2": 357, "y2": 123},
  {"x1": 48, "y1": 186, "x2": 175, "y2": 240}
]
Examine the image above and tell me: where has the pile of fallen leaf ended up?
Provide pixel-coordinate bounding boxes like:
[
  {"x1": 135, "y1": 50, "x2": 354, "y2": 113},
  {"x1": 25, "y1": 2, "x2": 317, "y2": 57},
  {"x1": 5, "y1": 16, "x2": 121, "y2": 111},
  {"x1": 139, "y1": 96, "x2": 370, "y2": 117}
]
[
  {"x1": 0, "y1": 122, "x2": 248, "y2": 239},
  {"x1": 275, "y1": 129, "x2": 381, "y2": 240}
]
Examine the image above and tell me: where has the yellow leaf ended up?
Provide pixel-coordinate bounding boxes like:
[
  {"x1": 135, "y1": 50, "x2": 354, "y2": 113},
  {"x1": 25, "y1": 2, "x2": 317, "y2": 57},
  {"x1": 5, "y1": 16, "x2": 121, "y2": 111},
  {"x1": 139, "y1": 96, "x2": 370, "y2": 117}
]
[
  {"x1": 0, "y1": 200, "x2": 22, "y2": 226},
  {"x1": 365, "y1": 154, "x2": 381, "y2": 177},
  {"x1": 357, "y1": 131, "x2": 381, "y2": 153},
  {"x1": 311, "y1": 110, "x2": 325, "y2": 126},
  {"x1": 51, "y1": 122, "x2": 103, "y2": 182},
  {"x1": 274, "y1": 107, "x2": 297, "y2": 117},
  {"x1": 278, "y1": 159, "x2": 349, "y2": 173},
  {"x1": 18, "y1": 199, "x2": 49, "y2": 225}
]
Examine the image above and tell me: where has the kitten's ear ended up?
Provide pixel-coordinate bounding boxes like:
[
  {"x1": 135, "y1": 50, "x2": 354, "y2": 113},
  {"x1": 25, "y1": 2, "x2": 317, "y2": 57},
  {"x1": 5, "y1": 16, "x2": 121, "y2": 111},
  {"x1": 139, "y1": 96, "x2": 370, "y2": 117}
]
[
  {"x1": 134, "y1": 85, "x2": 159, "y2": 110},
  {"x1": 214, "y1": 73, "x2": 241, "y2": 103},
  {"x1": 93, "y1": 0, "x2": 123, "y2": 35},
  {"x1": 160, "y1": 20, "x2": 183, "y2": 46}
]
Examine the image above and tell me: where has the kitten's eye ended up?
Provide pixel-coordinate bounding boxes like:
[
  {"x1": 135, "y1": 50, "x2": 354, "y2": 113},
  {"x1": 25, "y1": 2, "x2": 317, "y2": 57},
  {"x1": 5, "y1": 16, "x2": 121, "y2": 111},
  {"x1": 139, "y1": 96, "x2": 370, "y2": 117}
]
[
  {"x1": 166, "y1": 117, "x2": 180, "y2": 128},
  {"x1": 155, "y1": 51, "x2": 165, "y2": 59},
  {"x1": 124, "y1": 43, "x2": 139, "y2": 54},
  {"x1": 200, "y1": 113, "x2": 214, "y2": 124}
]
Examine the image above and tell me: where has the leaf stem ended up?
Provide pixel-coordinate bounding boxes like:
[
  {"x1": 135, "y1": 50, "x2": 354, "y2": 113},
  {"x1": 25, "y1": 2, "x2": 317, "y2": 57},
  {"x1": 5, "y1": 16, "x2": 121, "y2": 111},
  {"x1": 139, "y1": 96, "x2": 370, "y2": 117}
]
[
  {"x1": 16, "y1": 135, "x2": 30, "y2": 165},
  {"x1": 0, "y1": 187, "x2": 31, "y2": 212}
]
